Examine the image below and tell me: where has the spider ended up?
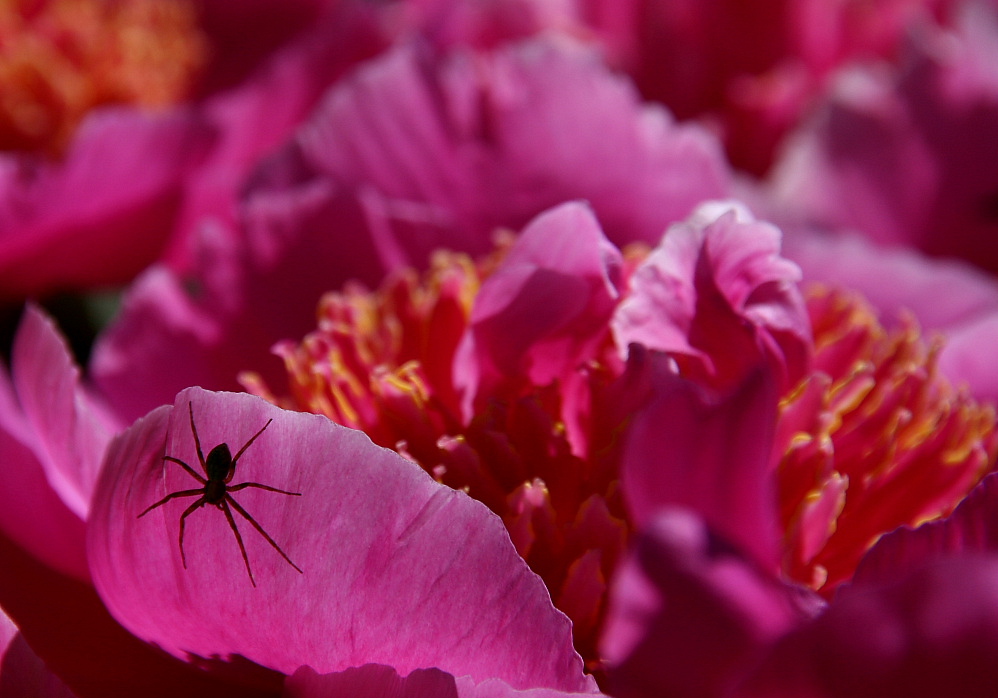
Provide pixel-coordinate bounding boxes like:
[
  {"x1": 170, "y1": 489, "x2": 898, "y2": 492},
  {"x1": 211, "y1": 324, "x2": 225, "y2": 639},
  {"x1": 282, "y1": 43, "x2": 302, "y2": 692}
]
[{"x1": 138, "y1": 402, "x2": 303, "y2": 587}]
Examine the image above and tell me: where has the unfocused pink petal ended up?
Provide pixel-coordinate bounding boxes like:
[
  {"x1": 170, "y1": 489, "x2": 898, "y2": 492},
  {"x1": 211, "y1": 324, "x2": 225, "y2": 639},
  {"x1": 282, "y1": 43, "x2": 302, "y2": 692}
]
[
  {"x1": 601, "y1": 509, "x2": 816, "y2": 698},
  {"x1": 0, "y1": 108, "x2": 214, "y2": 299},
  {"x1": 88, "y1": 388, "x2": 592, "y2": 692},
  {"x1": 0, "y1": 606, "x2": 77, "y2": 698},
  {"x1": 166, "y1": 2, "x2": 387, "y2": 266},
  {"x1": 768, "y1": 2, "x2": 998, "y2": 274},
  {"x1": 740, "y1": 557, "x2": 998, "y2": 698},
  {"x1": 620, "y1": 362, "x2": 783, "y2": 569},
  {"x1": 612, "y1": 202, "x2": 810, "y2": 392},
  {"x1": 285, "y1": 37, "x2": 729, "y2": 264},
  {"x1": 91, "y1": 185, "x2": 387, "y2": 423}
]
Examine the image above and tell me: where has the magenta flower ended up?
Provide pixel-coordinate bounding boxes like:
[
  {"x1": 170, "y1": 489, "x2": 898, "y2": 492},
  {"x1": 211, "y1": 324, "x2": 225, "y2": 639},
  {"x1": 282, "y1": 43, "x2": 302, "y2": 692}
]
[
  {"x1": 0, "y1": 0, "x2": 385, "y2": 300},
  {"x1": 237, "y1": 199, "x2": 811, "y2": 669}
]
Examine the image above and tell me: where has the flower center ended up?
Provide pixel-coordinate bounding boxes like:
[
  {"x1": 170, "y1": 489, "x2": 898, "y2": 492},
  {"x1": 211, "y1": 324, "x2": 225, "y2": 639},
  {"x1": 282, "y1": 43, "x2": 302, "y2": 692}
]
[
  {"x1": 776, "y1": 285, "x2": 998, "y2": 595},
  {"x1": 0, "y1": 0, "x2": 206, "y2": 156},
  {"x1": 243, "y1": 247, "x2": 997, "y2": 670}
]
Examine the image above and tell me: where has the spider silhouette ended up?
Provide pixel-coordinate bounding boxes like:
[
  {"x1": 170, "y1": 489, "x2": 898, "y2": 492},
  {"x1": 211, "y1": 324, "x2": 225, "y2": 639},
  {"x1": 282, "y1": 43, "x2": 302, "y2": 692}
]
[{"x1": 138, "y1": 402, "x2": 303, "y2": 587}]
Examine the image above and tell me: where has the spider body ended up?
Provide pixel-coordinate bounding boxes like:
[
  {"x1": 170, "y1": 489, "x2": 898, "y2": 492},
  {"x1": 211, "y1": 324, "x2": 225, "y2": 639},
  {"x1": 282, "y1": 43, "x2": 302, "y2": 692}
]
[{"x1": 138, "y1": 402, "x2": 303, "y2": 587}]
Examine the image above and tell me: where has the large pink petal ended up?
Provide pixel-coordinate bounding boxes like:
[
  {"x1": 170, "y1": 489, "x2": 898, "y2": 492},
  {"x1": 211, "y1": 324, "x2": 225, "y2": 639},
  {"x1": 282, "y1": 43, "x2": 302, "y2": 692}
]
[
  {"x1": 88, "y1": 388, "x2": 592, "y2": 692},
  {"x1": 620, "y1": 365, "x2": 782, "y2": 570},
  {"x1": 601, "y1": 509, "x2": 816, "y2": 698},
  {"x1": 292, "y1": 37, "x2": 729, "y2": 263},
  {"x1": 0, "y1": 107, "x2": 214, "y2": 299}
]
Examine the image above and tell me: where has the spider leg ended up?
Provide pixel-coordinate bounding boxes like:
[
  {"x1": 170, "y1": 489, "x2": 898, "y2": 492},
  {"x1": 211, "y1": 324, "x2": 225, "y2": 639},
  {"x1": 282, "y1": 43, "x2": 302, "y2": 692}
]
[
  {"x1": 178, "y1": 496, "x2": 207, "y2": 569},
  {"x1": 137, "y1": 488, "x2": 205, "y2": 518},
  {"x1": 187, "y1": 402, "x2": 208, "y2": 475},
  {"x1": 220, "y1": 499, "x2": 256, "y2": 587},
  {"x1": 226, "y1": 494, "x2": 303, "y2": 574},
  {"x1": 163, "y1": 456, "x2": 207, "y2": 484},
  {"x1": 227, "y1": 481, "x2": 301, "y2": 497},
  {"x1": 228, "y1": 418, "x2": 274, "y2": 476}
]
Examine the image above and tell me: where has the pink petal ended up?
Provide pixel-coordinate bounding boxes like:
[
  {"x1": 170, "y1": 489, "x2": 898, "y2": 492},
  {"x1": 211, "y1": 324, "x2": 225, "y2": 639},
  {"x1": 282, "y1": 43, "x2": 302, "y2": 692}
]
[
  {"x1": 166, "y1": 1, "x2": 386, "y2": 266},
  {"x1": 601, "y1": 509, "x2": 815, "y2": 698},
  {"x1": 620, "y1": 363, "x2": 782, "y2": 570},
  {"x1": 11, "y1": 305, "x2": 116, "y2": 517},
  {"x1": 91, "y1": 183, "x2": 387, "y2": 423},
  {"x1": 768, "y1": 3, "x2": 998, "y2": 275},
  {"x1": 0, "y1": 305, "x2": 121, "y2": 581},
  {"x1": 88, "y1": 388, "x2": 591, "y2": 692},
  {"x1": 612, "y1": 202, "x2": 810, "y2": 392},
  {"x1": 741, "y1": 557, "x2": 998, "y2": 698},
  {"x1": 292, "y1": 38, "x2": 729, "y2": 263},
  {"x1": 0, "y1": 107, "x2": 214, "y2": 299},
  {"x1": 455, "y1": 201, "x2": 621, "y2": 409},
  {"x1": 0, "y1": 607, "x2": 77, "y2": 698}
]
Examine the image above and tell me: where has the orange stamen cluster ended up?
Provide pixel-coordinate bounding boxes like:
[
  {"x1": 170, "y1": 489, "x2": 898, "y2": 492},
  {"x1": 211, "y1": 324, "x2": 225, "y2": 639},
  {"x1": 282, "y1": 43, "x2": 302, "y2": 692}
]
[
  {"x1": 0, "y1": 0, "x2": 206, "y2": 156},
  {"x1": 776, "y1": 286, "x2": 998, "y2": 595}
]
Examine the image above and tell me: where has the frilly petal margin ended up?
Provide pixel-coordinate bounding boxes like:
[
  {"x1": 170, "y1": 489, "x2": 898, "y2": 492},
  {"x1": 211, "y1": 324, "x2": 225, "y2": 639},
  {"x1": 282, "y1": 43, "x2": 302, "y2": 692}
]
[
  {"x1": 283, "y1": 664, "x2": 604, "y2": 698},
  {"x1": 87, "y1": 388, "x2": 594, "y2": 693}
]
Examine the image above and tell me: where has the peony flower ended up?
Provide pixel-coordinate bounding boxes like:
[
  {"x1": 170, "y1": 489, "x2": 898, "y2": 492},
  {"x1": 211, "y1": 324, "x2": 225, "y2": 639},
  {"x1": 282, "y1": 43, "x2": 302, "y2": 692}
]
[
  {"x1": 0, "y1": 0, "x2": 386, "y2": 300},
  {"x1": 236, "y1": 200, "x2": 812, "y2": 671}
]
